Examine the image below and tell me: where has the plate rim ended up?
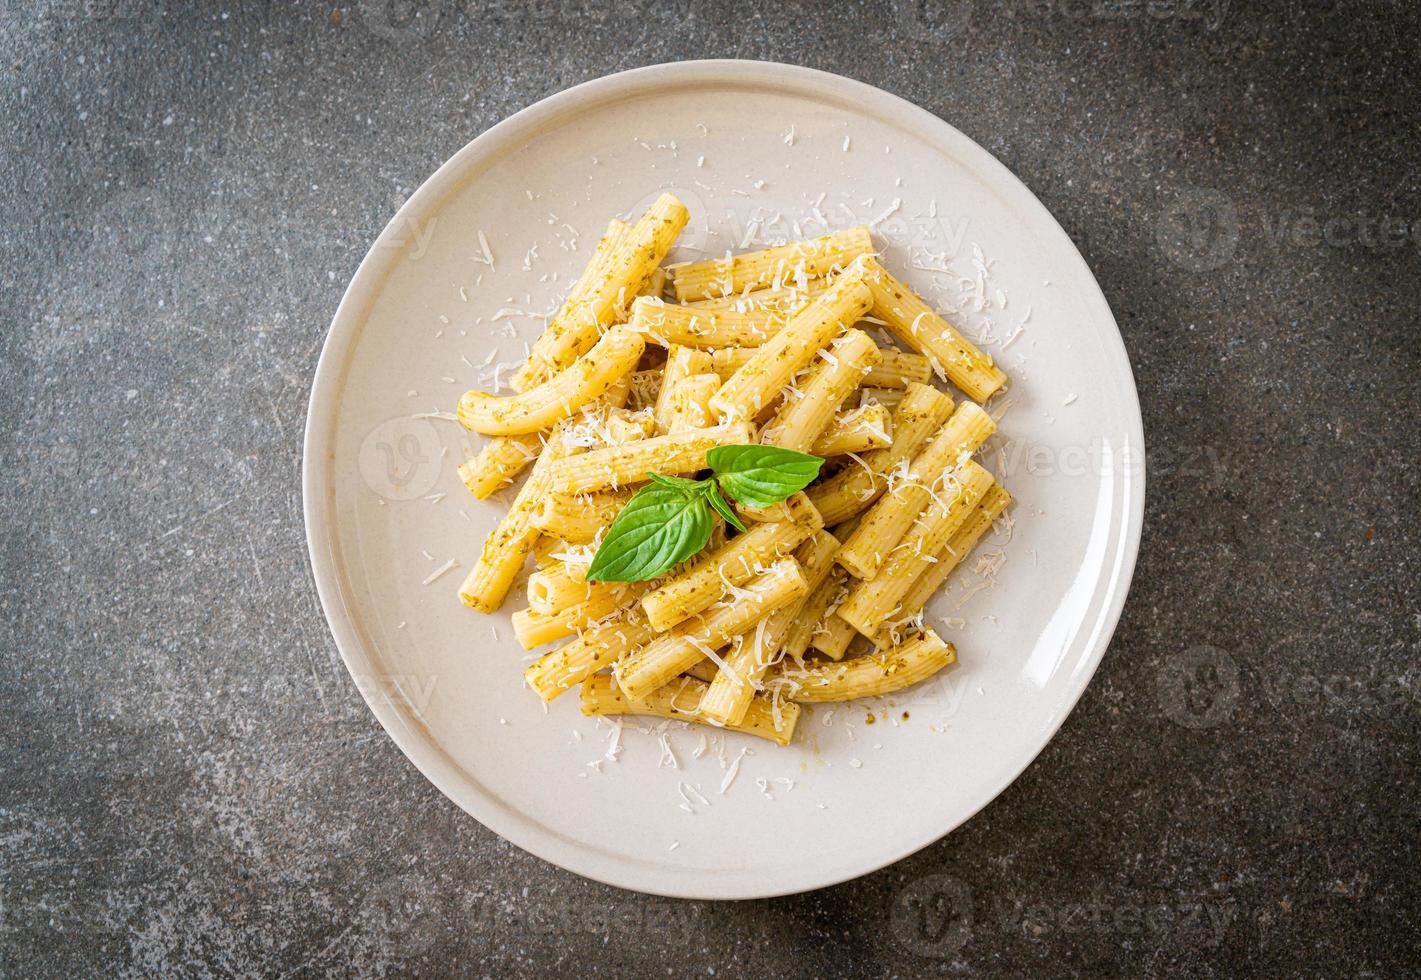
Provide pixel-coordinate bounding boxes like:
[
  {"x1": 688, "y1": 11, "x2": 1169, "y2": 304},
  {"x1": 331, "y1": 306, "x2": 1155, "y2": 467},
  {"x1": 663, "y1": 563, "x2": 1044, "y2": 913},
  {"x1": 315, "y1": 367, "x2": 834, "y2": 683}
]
[{"x1": 302, "y1": 58, "x2": 1146, "y2": 900}]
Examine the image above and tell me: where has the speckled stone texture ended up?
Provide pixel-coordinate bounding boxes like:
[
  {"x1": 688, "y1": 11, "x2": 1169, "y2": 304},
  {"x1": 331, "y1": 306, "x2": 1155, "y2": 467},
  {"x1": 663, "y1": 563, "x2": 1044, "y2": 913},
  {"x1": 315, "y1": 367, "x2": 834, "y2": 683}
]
[{"x1": 2, "y1": 2, "x2": 1418, "y2": 976}]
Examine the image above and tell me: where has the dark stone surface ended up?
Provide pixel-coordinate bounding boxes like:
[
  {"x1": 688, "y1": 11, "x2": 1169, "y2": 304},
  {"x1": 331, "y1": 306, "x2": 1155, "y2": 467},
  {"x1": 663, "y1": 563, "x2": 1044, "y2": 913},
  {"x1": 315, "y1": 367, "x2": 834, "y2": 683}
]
[{"x1": 3, "y1": 2, "x2": 1418, "y2": 976}]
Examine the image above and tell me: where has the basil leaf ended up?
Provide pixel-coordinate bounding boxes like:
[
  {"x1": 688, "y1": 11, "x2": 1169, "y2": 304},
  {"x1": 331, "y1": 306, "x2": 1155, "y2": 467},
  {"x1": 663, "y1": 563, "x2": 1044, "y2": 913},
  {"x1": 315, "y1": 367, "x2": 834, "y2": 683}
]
[
  {"x1": 707, "y1": 445, "x2": 824, "y2": 508},
  {"x1": 646, "y1": 472, "x2": 710, "y2": 494},
  {"x1": 585, "y1": 485, "x2": 713, "y2": 582},
  {"x1": 704, "y1": 484, "x2": 749, "y2": 533}
]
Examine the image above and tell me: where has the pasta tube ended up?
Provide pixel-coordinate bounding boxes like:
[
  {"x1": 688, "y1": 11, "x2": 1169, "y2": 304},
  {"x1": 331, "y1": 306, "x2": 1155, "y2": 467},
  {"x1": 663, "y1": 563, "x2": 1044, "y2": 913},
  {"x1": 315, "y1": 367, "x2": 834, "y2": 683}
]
[
  {"x1": 870, "y1": 483, "x2": 1011, "y2": 645},
  {"x1": 837, "y1": 401, "x2": 996, "y2": 578},
  {"x1": 532, "y1": 535, "x2": 583, "y2": 570},
  {"x1": 604, "y1": 410, "x2": 657, "y2": 446},
  {"x1": 759, "y1": 329, "x2": 881, "y2": 452},
  {"x1": 852, "y1": 388, "x2": 907, "y2": 412},
  {"x1": 686, "y1": 279, "x2": 829, "y2": 315},
  {"x1": 708, "y1": 274, "x2": 873, "y2": 422},
  {"x1": 458, "y1": 433, "x2": 541, "y2": 499},
  {"x1": 457, "y1": 420, "x2": 580, "y2": 613},
  {"x1": 615, "y1": 560, "x2": 808, "y2": 702},
  {"x1": 809, "y1": 404, "x2": 893, "y2": 457},
  {"x1": 809, "y1": 597, "x2": 858, "y2": 660},
  {"x1": 463, "y1": 383, "x2": 644, "y2": 501},
  {"x1": 524, "y1": 612, "x2": 655, "y2": 702},
  {"x1": 782, "y1": 565, "x2": 847, "y2": 662},
  {"x1": 807, "y1": 382, "x2": 956, "y2": 526},
  {"x1": 542, "y1": 421, "x2": 754, "y2": 494},
  {"x1": 509, "y1": 218, "x2": 628, "y2": 392},
  {"x1": 698, "y1": 531, "x2": 841, "y2": 726},
  {"x1": 857, "y1": 346, "x2": 932, "y2": 388},
  {"x1": 527, "y1": 563, "x2": 607, "y2": 615},
  {"x1": 517, "y1": 194, "x2": 689, "y2": 387},
  {"x1": 711, "y1": 344, "x2": 927, "y2": 391},
  {"x1": 600, "y1": 373, "x2": 633, "y2": 409},
  {"x1": 639, "y1": 500, "x2": 819, "y2": 632},
  {"x1": 707, "y1": 347, "x2": 756, "y2": 379},
  {"x1": 629, "y1": 297, "x2": 784, "y2": 349},
  {"x1": 834, "y1": 460, "x2": 994, "y2": 635},
  {"x1": 665, "y1": 373, "x2": 721, "y2": 432},
  {"x1": 670, "y1": 226, "x2": 873, "y2": 301},
  {"x1": 652, "y1": 345, "x2": 713, "y2": 433},
  {"x1": 458, "y1": 326, "x2": 645, "y2": 436},
  {"x1": 531, "y1": 489, "x2": 633, "y2": 544},
  {"x1": 511, "y1": 588, "x2": 624, "y2": 649},
  {"x1": 580, "y1": 673, "x2": 799, "y2": 746},
  {"x1": 785, "y1": 629, "x2": 956, "y2": 702},
  {"x1": 641, "y1": 266, "x2": 667, "y2": 299},
  {"x1": 733, "y1": 491, "x2": 822, "y2": 527},
  {"x1": 856, "y1": 256, "x2": 1007, "y2": 402},
  {"x1": 683, "y1": 661, "x2": 719, "y2": 685}
]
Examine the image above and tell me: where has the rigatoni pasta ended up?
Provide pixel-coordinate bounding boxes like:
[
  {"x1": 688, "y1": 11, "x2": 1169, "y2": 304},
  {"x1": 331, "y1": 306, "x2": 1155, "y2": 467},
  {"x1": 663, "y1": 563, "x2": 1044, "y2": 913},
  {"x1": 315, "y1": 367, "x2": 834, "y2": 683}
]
[
  {"x1": 639, "y1": 502, "x2": 819, "y2": 632},
  {"x1": 652, "y1": 345, "x2": 714, "y2": 433},
  {"x1": 458, "y1": 325, "x2": 645, "y2": 435},
  {"x1": 759, "y1": 329, "x2": 881, "y2": 453},
  {"x1": 665, "y1": 373, "x2": 721, "y2": 432},
  {"x1": 456, "y1": 423, "x2": 574, "y2": 613},
  {"x1": 445, "y1": 197, "x2": 1017, "y2": 748},
  {"x1": 670, "y1": 226, "x2": 873, "y2": 301},
  {"x1": 834, "y1": 460, "x2": 995, "y2": 636},
  {"x1": 807, "y1": 403, "x2": 893, "y2": 457},
  {"x1": 510, "y1": 588, "x2": 625, "y2": 649},
  {"x1": 508, "y1": 218, "x2": 629, "y2": 393},
  {"x1": 531, "y1": 489, "x2": 634, "y2": 543},
  {"x1": 526, "y1": 563, "x2": 604, "y2": 615},
  {"x1": 857, "y1": 347, "x2": 933, "y2": 388},
  {"x1": 543, "y1": 421, "x2": 754, "y2": 494},
  {"x1": 685, "y1": 279, "x2": 829, "y2": 316},
  {"x1": 697, "y1": 530, "x2": 840, "y2": 726},
  {"x1": 615, "y1": 560, "x2": 809, "y2": 701},
  {"x1": 631, "y1": 297, "x2": 783, "y2": 349},
  {"x1": 711, "y1": 345, "x2": 931, "y2": 391},
  {"x1": 855, "y1": 255, "x2": 1007, "y2": 402},
  {"x1": 458, "y1": 433, "x2": 541, "y2": 499},
  {"x1": 513, "y1": 195, "x2": 688, "y2": 389},
  {"x1": 836, "y1": 400, "x2": 996, "y2": 579},
  {"x1": 781, "y1": 564, "x2": 846, "y2": 662},
  {"x1": 580, "y1": 673, "x2": 799, "y2": 746},
  {"x1": 870, "y1": 483, "x2": 1011, "y2": 646},
  {"x1": 807, "y1": 382, "x2": 956, "y2": 525},
  {"x1": 733, "y1": 490, "x2": 821, "y2": 526},
  {"x1": 524, "y1": 611, "x2": 656, "y2": 702},
  {"x1": 809, "y1": 596, "x2": 858, "y2": 660},
  {"x1": 780, "y1": 629, "x2": 956, "y2": 702},
  {"x1": 708, "y1": 273, "x2": 873, "y2": 422}
]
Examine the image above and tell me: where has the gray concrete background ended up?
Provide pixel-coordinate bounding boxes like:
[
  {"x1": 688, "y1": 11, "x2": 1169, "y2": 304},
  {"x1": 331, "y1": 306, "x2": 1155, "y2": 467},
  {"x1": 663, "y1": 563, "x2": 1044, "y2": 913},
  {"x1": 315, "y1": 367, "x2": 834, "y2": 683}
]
[{"x1": 3, "y1": 1, "x2": 1418, "y2": 976}]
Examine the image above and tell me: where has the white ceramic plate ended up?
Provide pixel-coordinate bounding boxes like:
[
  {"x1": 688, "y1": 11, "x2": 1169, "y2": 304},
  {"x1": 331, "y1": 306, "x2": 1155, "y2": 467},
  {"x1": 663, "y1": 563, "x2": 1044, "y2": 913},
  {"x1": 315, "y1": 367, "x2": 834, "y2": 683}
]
[{"x1": 303, "y1": 61, "x2": 1144, "y2": 899}]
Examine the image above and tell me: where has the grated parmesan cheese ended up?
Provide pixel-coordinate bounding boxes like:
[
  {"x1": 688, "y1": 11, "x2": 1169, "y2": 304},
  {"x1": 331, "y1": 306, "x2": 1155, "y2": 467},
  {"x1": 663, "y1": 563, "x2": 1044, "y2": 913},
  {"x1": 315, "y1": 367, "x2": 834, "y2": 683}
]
[{"x1": 421, "y1": 559, "x2": 457, "y2": 586}]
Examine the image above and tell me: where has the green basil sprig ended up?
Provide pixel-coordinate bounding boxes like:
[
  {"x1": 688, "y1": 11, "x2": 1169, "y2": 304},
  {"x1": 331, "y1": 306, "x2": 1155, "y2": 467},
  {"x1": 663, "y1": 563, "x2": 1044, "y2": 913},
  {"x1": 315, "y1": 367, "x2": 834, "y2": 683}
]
[
  {"x1": 585, "y1": 445, "x2": 823, "y2": 583},
  {"x1": 706, "y1": 445, "x2": 826, "y2": 508}
]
